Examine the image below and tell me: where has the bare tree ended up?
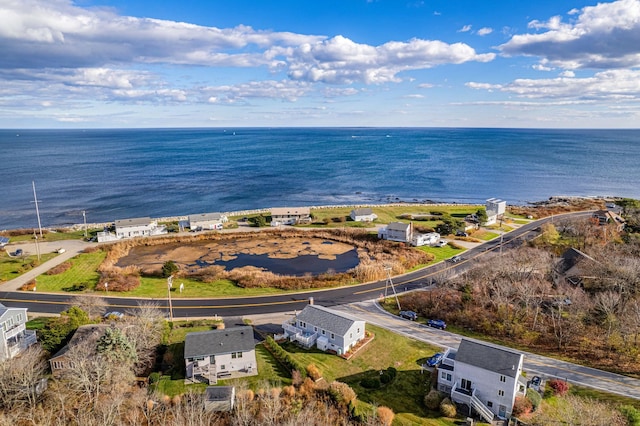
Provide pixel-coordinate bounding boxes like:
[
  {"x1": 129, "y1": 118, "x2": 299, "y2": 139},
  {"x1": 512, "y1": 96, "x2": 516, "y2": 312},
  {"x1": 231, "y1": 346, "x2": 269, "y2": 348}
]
[
  {"x1": 69, "y1": 295, "x2": 109, "y2": 320},
  {"x1": 122, "y1": 302, "x2": 167, "y2": 375},
  {"x1": 0, "y1": 346, "x2": 48, "y2": 410}
]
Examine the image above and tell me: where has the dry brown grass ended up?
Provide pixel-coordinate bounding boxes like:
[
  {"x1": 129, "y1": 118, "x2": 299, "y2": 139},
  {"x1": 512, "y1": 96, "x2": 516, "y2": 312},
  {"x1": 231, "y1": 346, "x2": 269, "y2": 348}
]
[
  {"x1": 46, "y1": 261, "x2": 72, "y2": 275},
  {"x1": 510, "y1": 197, "x2": 606, "y2": 219}
]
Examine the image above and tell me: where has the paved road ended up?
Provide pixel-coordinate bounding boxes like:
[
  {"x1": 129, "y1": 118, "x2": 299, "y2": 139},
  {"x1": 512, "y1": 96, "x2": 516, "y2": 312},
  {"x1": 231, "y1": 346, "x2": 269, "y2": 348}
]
[
  {"x1": 332, "y1": 300, "x2": 640, "y2": 401},
  {"x1": 0, "y1": 211, "x2": 594, "y2": 317}
]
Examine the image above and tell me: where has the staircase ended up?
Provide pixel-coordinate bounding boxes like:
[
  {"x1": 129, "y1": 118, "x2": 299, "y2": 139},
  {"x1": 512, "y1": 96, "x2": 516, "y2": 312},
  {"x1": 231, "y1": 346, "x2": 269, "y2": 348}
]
[{"x1": 470, "y1": 395, "x2": 494, "y2": 424}]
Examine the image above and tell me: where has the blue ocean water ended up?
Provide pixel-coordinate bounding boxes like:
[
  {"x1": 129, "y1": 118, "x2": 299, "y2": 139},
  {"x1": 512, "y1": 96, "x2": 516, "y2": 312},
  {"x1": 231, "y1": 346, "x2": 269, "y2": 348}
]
[{"x1": 1, "y1": 128, "x2": 639, "y2": 230}]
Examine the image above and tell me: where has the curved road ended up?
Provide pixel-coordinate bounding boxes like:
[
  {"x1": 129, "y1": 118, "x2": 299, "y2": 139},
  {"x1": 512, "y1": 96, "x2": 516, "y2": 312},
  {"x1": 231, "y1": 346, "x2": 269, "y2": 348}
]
[{"x1": 0, "y1": 211, "x2": 593, "y2": 317}]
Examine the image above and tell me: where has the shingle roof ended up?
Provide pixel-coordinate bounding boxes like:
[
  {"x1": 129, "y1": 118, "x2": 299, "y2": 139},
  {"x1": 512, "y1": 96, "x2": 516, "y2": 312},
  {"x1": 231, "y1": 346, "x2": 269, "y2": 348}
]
[
  {"x1": 115, "y1": 217, "x2": 153, "y2": 227},
  {"x1": 352, "y1": 208, "x2": 373, "y2": 216},
  {"x1": 387, "y1": 222, "x2": 410, "y2": 231},
  {"x1": 50, "y1": 324, "x2": 110, "y2": 360},
  {"x1": 205, "y1": 386, "x2": 234, "y2": 401},
  {"x1": 184, "y1": 326, "x2": 255, "y2": 359},
  {"x1": 296, "y1": 305, "x2": 363, "y2": 336},
  {"x1": 456, "y1": 339, "x2": 522, "y2": 378},
  {"x1": 189, "y1": 212, "x2": 225, "y2": 222}
]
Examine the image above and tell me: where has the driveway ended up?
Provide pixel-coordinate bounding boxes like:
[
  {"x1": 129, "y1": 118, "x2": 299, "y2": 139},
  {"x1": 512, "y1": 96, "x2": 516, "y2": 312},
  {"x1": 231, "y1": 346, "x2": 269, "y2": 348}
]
[{"x1": 330, "y1": 300, "x2": 640, "y2": 401}]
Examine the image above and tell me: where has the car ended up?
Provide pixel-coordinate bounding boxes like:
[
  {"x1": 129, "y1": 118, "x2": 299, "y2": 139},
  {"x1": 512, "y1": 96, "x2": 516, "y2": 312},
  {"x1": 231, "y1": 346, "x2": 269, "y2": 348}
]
[
  {"x1": 529, "y1": 376, "x2": 542, "y2": 391},
  {"x1": 449, "y1": 255, "x2": 462, "y2": 263},
  {"x1": 427, "y1": 319, "x2": 447, "y2": 330},
  {"x1": 103, "y1": 311, "x2": 124, "y2": 320},
  {"x1": 12, "y1": 249, "x2": 23, "y2": 256},
  {"x1": 456, "y1": 231, "x2": 468, "y2": 237},
  {"x1": 426, "y1": 352, "x2": 444, "y2": 367},
  {"x1": 56, "y1": 248, "x2": 66, "y2": 254},
  {"x1": 399, "y1": 310, "x2": 418, "y2": 320},
  {"x1": 435, "y1": 240, "x2": 447, "y2": 247}
]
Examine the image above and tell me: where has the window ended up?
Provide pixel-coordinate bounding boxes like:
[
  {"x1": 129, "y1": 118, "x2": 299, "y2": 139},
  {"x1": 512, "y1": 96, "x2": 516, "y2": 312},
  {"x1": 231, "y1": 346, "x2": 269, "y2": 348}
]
[
  {"x1": 210, "y1": 355, "x2": 215, "y2": 364},
  {"x1": 314, "y1": 327, "x2": 318, "y2": 332},
  {"x1": 350, "y1": 333, "x2": 352, "y2": 339},
  {"x1": 220, "y1": 365, "x2": 226, "y2": 370},
  {"x1": 500, "y1": 375, "x2": 506, "y2": 383},
  {"x1": 357, "y1": 328, "x2": 360, "y2": 333},
  {"x1": 232, "y1": 352, "x2": 243, "y2": 359},
  {"x1": 487, "y1": 401, "x2": 493, "y2": 408},
  {"x1": 330, "y1": 333, "x2": 335, "y2": 339},
  {"x1": 498, "y1": 390, "x2": 505, "y2": 397},
  {"x1": 441, "y1": 371, "x2": 447, "y2": 379},
  {"x1": 322, "y1": 330, "x2": 325, "y2": 335},
  {"x1": 446, "y1": 374, "x2": 451, "y2": 381}
]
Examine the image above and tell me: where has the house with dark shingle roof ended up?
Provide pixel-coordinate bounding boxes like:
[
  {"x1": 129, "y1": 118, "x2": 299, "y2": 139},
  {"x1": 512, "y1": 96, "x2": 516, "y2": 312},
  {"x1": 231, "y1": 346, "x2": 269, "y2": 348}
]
[
  {"x1": 281, "y1": 304, "x2": 365, "y2": 355},
  {"x1": 378, "y1": 222, "x2": 412, "y2": 243},
  {"x1": 437, "y1": 339, "x2": 526, "y2": 422},
  {"x1": 184, "y1": 326, "x2": 257, "y2": 384}
]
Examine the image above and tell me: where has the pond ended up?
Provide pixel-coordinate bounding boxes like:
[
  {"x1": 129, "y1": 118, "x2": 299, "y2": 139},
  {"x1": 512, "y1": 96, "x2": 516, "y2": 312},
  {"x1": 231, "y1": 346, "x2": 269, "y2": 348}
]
[{"x1": 199, "y1": 249, "x2": 360, "y2": 276}]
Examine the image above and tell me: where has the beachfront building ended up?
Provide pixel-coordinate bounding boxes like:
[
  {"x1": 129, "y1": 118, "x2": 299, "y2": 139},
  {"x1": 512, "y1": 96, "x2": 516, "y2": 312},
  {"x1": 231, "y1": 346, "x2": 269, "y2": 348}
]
[
  {"x1": 188, "y1": 212, "x2": 228, "y2": 231},
  {"x1": 378, "y1": 222, "x2": 412, "y2": 243},
  {"x1": 270, "y1": 207, "x2": 311, "y2": 226},
  {"x1": 280, "y1": 304, "x2": 366, "y2": 355},
  {"x1": 350, "y1": 208, "x2": 377, "y2": 222},
  {"x1": 437, "y1": 339, "x2": 526, "y2": 422},
  {"x1": 184, "y1": 326, "x2": 257, "y2": 385},
  {"x1": 0, "y1": 303, "x2": 37, "y2": 361},
  {"x1": 485, "y1": 198, "x2": 506, "y2": 226},
  {"x1": 115, "y1": 217, "x2": 167, "y2": 239}
]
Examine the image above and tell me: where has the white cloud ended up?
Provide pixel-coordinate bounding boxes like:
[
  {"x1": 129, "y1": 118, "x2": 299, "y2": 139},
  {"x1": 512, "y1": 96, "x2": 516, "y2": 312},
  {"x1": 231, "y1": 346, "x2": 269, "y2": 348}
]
[
  {"x1": 500, "y1": 0, "x2": 640, "y2": 69},
  {"x1": 405, "y1": 94, "x2": 424, "y2": 98},
  {"x1": 559, "y1": 70, "x2": 575, "y2": 77},
  {"x1": 458, "y1": 25, "x2": 473, "y2": 33},
  {"x1": 477, "y1": 27, "x2": 493, "y2": 36},
  {"x1": 286, "y1": 35, "x2": 495, "y2": 84},
  {"x1": 201, "y1": 80, "x2": 311, "y2": 102},
  {"x1": 418, "y1": 83, "x2": 434, "y2": 88},
  {"x1": 469, "y1": 69, "x2": 640, "y2": 101}
]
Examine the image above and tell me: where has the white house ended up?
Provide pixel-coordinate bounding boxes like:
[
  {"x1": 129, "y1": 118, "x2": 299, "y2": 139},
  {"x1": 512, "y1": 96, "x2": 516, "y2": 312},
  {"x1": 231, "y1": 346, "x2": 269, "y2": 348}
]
[
  {"x1": 350, "y1": 208, "x2": 377, "y2": 222},
  {"x1": 115, "y1": 217, "x2": 167, "y2": 239},
  {"x1": 271, "y1": 207, "x2": 311, "y2": 226},
  {"x1": 485, "y1": 198, "x2": 506, "y2": 226},
  {"x1": 411, "y1": 232, "x2": 440, "y2": 247},
  {"x1": 281, "y1": 305, "x2": 365, "y2": 356},
  {"x1": 188, "y1": 212, "x2": 229, "y2": 231},
  {"x1": 184, "y1": 326, "x2": 257, "y2": 385},
  {"x1": 378, "y1": 222, "x2": 412, "y2": 243},
  {"x1": 0, "y1": 303, "x2": 37, "y2": 361},
  {"x1": 437, "y1": 339, "x2": 526, "y2": 422}
]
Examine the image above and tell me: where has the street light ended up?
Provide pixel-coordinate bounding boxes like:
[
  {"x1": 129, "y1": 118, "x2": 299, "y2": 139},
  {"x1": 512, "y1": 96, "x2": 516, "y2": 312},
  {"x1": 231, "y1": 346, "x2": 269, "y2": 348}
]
[
  {"x1": 167, "y1": 275, "x2": 174, "y2": 322},
  {"x1": 104, "y1": 282, "x2": 108, "y2": 295}
]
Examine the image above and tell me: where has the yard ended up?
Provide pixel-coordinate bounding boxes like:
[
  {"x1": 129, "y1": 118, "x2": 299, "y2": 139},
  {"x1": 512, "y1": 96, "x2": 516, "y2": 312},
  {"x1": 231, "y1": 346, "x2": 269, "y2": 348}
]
[{"x1": 0, "y1": 251, "x2": 57, "y2": 282}]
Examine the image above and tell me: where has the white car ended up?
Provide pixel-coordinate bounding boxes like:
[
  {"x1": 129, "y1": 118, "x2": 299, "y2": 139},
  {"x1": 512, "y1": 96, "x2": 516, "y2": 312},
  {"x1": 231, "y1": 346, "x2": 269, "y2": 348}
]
[
  {"x1": 56, "y1": 248, "x2": 66, "y2": 254},
  {"x1": 435, "y1": 240, "x2": 447, "y2": 247}
]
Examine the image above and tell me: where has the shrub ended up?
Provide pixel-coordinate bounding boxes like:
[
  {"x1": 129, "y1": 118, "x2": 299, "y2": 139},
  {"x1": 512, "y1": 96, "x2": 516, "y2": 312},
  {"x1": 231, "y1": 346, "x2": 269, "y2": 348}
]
[
  {"x1": 376, "y1": 406, "x2": 395, "y2": 426},
  {"x1": 360, "y1": 378, "x2": 381, "y2": 389},
  {"x1": 526, "y1": 387, "x2": 542, "y2": 411},
  {"x1": 148, "y1": 372, "x2": 161, "y2": 384},
  {"x1": 439, "y1": 397, "x2": 457, "y2": 418},
  {"x1": 19, "y1": 280, "x2": 37, "y2": 291},
  {"x1": 620, "y1": 405, "x2": 640, "y2": 426},
  {"x1": 162, "y1": 260, "x2": 179, "y2": 278},
  {"x1": 380, "y1": 372, "x2": 392, "y2": 384},
  {"x1": 548, "y1": 379, "x2": 570, "y2": 396},
  {"x1": 328, "y1": 381, "x2": 356, "y2": 407},
  {"x1": 424, "y1": 390, "x2": 443, "y2": 411},
  {"x1": 306, "y1": 363, "x2": 322, "y2": 381},
  {"x1": 512, "y1": 396, "x2": 533, "y2": 417},
  {"x1": 46, "y1": 261, "x2": 72, "y2": 275},
  {"x1": 386, "y1": 366, "x2": 397, "y2": 380}
]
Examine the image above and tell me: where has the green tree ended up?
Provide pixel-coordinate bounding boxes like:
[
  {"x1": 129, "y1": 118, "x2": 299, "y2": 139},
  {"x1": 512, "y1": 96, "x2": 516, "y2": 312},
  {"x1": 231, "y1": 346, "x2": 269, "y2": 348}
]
[
  {"x1": 96, "y1": 327, "x2": 137, "y2": 363},
  {"x1": 249, "y1": 215, "x2": 267, "y2": 227},
  {"x1": 476, "y1": 208, "x2": 488, "y2": 224},
  {"x1": 435, "y1": 215, "x2": 463, "y2": 235},
  {"x1": 162, "y1": 260, "x2": 179, "y2": 278}
]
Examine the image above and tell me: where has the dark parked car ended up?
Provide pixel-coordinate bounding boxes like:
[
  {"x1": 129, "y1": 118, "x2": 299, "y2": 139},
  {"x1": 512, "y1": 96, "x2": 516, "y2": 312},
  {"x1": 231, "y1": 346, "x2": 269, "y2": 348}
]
[
  {"x1": 12, "y1": 249, "x2": 23, "y2": 256},
  {"x1": 399, "y1": 310, "x2": 418, "y2": 321},
  {"x1": 449, "y1": 255, "x2": 462, "y2": 263},
  {"x1": 456, "y1": 231, "x2": 468, "y2": 237},
  {"x1": 427, "y1": 319, "x2": 447, "y2": 330},
  {"x1": 426, "y1": 352, "x2": 444, "y2": 367}
]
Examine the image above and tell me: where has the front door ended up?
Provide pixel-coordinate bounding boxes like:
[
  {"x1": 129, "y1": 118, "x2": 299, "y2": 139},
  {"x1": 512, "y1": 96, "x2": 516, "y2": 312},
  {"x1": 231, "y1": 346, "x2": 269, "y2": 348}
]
[
  {"x1": 499, "y1": 404, "x2": 507, "y2": 418},
  {"x1": 461, "y1": 378, "x2": 472, "y2": 391}
]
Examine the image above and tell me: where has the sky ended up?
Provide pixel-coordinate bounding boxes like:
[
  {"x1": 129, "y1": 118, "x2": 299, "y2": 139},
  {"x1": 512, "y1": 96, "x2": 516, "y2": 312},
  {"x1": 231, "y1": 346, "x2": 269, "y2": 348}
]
[{"x1": 2, "y1": 0, "x2": 640, "y2": 128}]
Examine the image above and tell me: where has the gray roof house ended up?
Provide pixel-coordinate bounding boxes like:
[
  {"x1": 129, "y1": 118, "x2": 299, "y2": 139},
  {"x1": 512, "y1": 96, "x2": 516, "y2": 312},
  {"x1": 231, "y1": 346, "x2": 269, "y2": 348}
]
[
  {"x1": 114, "y1": 217, "x2": 167, "y2": 240},
  {"x1": 188, "y1": 212, "x2": 229, "y2": 230},
  {"x1": 378, "y1": 222, "x2": 412, "y2": 243},
  {"x1": 437, "y1": 339, "x2": 526, "y2": 422},
  {"x1": 184, "y1": 326, "x2": 257, "y2": 384},
  {"x1": 281, "y1": 304, "x2": 366, "y2": 356},
  {"x1": 350, "y1": 208, "x2": 377, "y2": 222},
  {"x1": 0, "y1": 303, "x2": 37, "y2": 361},
  {"x1": 204, "y1": 386, "x2": 236, "y2": 412}
]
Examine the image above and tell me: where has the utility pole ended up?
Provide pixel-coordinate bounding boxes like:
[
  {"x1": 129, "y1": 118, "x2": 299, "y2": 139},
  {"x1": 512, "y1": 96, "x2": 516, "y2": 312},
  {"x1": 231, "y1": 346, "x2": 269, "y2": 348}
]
[
  {"x1": 384, "y1": 265, "x2": 401, "y2": 311},
  {"x1": 167, "y1": 275, "x2": 174, "y2": 321},
  {"x1": 33, "y1": 230, "x2": 41, "y2": 261},
  {"x1": 82, "y1": 210, "x2": 88, "y2": 239},
  {"x1": 31, "y1": 181, "x2": 43, "y2": 238}
]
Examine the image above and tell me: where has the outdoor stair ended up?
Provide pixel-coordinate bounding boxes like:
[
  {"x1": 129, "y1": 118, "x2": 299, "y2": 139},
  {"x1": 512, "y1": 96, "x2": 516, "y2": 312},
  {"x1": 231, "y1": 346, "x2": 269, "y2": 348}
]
[{"x1": 470, "y1": 395, "x2": 494, "y2": 424}]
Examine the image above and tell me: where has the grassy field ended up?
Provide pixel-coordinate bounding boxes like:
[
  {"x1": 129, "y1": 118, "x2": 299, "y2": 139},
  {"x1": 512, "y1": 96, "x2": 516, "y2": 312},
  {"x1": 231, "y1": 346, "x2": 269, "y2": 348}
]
[
  {"x1": 416, "y1": 244, "x2": 465, "y2": 264},
  {"x1": 2, "y1": 229, "x2": 95, "y2": 243},
  {"x1": 31, "y1": 250, "x2": 106, "y2": 291},
  {"x1": 0, "y1": 251, "x2": 57, "y2": 282}
]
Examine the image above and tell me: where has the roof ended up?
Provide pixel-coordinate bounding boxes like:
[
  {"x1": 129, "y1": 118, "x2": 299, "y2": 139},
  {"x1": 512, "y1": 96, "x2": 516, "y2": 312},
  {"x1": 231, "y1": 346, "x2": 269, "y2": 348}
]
[
  {"x1": 189, "y1": 212, "x2": 225, "y2": 222},
  {"x1": 184, "y1": 326, "x2": 255, "y2": 359},
  {"x1": 456, "y1": 339, "x2": 522, "y2": 378},
  {"x1": 351, "y1": 207, "x2": 374, "y2": 216},
  {"x1": 115, "y1": 217, "x2": 154, "y2": 227},
  {"x1": 387, "y1": 222, "x2": 410, "y2": 231},
  {"x1": 0, "y1": 303, "x2": 27, "y2": 321},
  {"x1": 271, "y1": 207, "x2": 310, "y2": 216},
  {"x1": 50, "y1": 324, "x2": 110, "y2": 360},
  {"x1": 205, "y1": 386, "x2": 235, "y2": 401},
  {"x1": 557, "y1": 247, "x2": 598, "y2": 275},
  {"x1": 296, "y1": 305, "x2": 363, "y2": 336}
]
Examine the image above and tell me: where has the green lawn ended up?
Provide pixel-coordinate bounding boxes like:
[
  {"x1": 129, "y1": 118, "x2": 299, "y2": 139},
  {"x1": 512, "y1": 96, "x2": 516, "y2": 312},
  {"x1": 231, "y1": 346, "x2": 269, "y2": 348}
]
[
  {"x1": 31, "y1": 250, "x2": 106, "y2": 291},
  {"x1": 0, "y1": 251, "x2": 57, "y2": 282},
  {"x1": 416, "y1": 244, "x2": 465, "y2": 264},
  {"x1": 3, "y1": 229, "x2": 96, "y2": 243},
  {"x1": 470, "y1": 230, "x2": 500, "y2": 241}
]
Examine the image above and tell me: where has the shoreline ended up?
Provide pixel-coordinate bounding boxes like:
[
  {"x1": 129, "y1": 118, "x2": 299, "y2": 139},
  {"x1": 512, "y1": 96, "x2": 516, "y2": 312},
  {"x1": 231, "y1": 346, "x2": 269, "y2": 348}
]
[{"x1": 2, "y1": 195, "x2": 617, "y2": 233}]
